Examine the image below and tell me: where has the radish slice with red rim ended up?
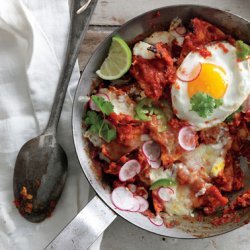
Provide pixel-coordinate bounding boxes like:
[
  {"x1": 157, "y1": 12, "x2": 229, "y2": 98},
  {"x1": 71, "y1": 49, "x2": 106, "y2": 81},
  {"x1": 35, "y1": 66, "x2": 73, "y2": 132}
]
[
  {"x1": 175, "y1": 26, "x2": 187, "y2": 36},
  {"x1": 119, "y1": 160, "x2": 141, "y2": 182},
  {"x1": 178, "y1": 126, "x2": 197, "y2": 151},
  {"x1": 128, "y1": 199, "x2": 140, "y2": 212},
  {"x1": 149, "y1": 215, "x2": 164, "y2": 226},
  {"x1": 127, "y1": 183, "x2": 137, "y2": 193},
  {"x1": 135, "y1": 196, "x2": 149, "y2": 213},
  {"x1": 177, "y1": 62, "x2": 202, "y2": 82},
  {"x1": 111, "y1": 187, "x2": 137, "y2": 211},
  {"x1": 148, "y1": 158, "x2": 161, "y2": 169},
  {"x1": 89, "y1": 93, "x2": 110, "y2": 111},
  {"x1": 143, "y1": 140, "x2": 161, "y2": 161},
  {"x1": 158, "y1": 187, "x2": 175, "y2": 202}
]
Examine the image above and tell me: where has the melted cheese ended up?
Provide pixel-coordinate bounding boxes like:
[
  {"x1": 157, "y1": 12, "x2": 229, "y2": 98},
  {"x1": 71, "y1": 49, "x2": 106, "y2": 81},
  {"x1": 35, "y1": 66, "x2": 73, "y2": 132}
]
[
  {"x1": 149, "y1": 167, "x2": 172, "y2": 183},
  {"x1": 133, "y1": 41, "x2": 155, "y2": 59},
  {"x1": 164, "y1": 185, "x2": 193, "y2": 216},
  {"x1": 149, "y1": 166, "x2": 193, "y2": 216},
  {"x1": 99, "y1": 88, "x2": 135, "y2": 117},
  {"x1": 181, "y1": 144, "x2": 226, "y2": 177}
]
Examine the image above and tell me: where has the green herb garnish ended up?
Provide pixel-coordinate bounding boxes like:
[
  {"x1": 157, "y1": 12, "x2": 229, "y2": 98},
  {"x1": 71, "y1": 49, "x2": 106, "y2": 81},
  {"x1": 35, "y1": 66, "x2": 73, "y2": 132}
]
[
  {"x1": 91, "y1": 95, "x2": 114, "y2": 115},
  {"x1": 150, "y1": 178, "x2": 176, "y2": 190},
  {"x1": 236, "y1": 40, "x2": 250, "y2": 61},
  {"x1": 225, "y1": 106, "x2": 242, "y2": 123},
  {"x1": 190, "y1": 92, "x2": 223, "y2": 118},
  {"x1": 84, "y1": 111, "x2": 116, "y2": 143}
]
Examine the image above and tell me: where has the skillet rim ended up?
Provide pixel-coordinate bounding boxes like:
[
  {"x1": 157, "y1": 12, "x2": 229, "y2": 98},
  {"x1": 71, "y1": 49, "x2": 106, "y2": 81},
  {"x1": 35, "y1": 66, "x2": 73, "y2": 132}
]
[{"x1": 71, "y1": 4, "x2": 250, "y2": 239}]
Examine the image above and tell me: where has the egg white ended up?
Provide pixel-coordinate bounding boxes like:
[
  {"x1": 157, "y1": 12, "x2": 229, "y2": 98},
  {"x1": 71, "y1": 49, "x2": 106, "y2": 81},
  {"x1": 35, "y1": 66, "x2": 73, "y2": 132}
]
[{"x1": 172, "y1": 41, "x2": 250, "y2": 129}]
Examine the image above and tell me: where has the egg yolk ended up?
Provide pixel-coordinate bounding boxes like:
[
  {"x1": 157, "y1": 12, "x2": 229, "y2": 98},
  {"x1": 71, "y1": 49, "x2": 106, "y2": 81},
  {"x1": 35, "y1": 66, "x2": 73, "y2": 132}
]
[{"x1": 188, "y1": 63, "x2": 228, "y2": 99}]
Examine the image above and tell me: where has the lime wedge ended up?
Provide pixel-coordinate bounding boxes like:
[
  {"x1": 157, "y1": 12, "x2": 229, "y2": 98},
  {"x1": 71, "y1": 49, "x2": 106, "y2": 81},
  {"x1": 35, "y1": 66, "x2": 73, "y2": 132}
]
[{"x1": 96, "y1": 36, "x2": 132, "y2": 80}]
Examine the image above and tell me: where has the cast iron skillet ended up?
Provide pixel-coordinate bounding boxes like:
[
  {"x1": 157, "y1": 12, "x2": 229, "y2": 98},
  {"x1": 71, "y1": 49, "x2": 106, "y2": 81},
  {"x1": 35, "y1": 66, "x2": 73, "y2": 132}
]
[{"x1": 47, "y1": 5, "x2": 250, "y2": 250}]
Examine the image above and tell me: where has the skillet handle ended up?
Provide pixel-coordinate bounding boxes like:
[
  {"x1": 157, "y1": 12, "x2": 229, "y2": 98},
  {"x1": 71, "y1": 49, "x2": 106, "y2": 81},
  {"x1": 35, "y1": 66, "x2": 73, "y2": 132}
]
[{"x1": 45, "y1": 196, "x2": 117, "y2": 250}]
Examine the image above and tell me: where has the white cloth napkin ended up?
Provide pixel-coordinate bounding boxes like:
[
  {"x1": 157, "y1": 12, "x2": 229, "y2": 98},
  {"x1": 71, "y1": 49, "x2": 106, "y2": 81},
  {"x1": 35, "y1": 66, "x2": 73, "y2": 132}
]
[{"x1": 0, "y1": 0, "x2": 101, "y2": 249}]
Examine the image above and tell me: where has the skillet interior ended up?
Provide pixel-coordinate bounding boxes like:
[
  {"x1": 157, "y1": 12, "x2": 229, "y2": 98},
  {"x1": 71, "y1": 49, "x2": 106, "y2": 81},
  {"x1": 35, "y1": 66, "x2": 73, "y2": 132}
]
[{"x1": 72, "y1": 5, "x2": 250, "y2": 238}]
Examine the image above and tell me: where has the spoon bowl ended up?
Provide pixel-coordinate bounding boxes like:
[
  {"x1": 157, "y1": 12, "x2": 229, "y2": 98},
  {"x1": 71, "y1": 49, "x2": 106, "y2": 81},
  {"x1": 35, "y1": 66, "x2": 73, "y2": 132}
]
[
  {"x1": 13, "y1": 0, "x2": 97, "y2": 222},
  {"x1": 13, "y1": 134, "x2": 67, "y2": 222}
]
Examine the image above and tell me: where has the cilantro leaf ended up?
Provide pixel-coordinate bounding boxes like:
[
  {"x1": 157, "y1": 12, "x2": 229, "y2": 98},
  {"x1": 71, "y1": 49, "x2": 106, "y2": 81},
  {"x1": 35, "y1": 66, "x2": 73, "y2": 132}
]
[
  {"x1": 236, "y1": 40, "x2": 250, "y2": 61},
  {"x1": 91, "y1": 95, "x2": 114, "y2": 115},
  {"x1": 99, "y1": 122, "x2": 117, "y2": 143},
  {"x1": 190, "y1": 92, "x2": 223, "y2": 118},
  {"x1": 84, "y1": 111, "x2": 102, "y2": 133},
  {"x1": 84, "y1": 111, "x2": 116, "y2": 143},
  {"x1": 225, "y1": 106, "x2": 242, "y2": 123}
]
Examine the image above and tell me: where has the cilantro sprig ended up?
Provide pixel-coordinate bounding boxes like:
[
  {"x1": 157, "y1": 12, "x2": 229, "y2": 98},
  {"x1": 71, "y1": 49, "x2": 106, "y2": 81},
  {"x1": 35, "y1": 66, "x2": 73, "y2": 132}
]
[
  {"x1": 91, "y1": 95, "x2": 114, "y2": 115},
  {"x1": 236, "y1": 40, "x2": 250, "y2": 61},
  {"x1": 84, "y1": 111, "x2": 116, "y2": 143},
  {"x1": 190, "y1": 92, "x2": 223, "y2": 118}
]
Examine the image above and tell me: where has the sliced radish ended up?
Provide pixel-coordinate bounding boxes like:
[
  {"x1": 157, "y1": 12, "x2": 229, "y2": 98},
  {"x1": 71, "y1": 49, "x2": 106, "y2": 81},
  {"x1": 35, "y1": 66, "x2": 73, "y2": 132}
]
[
  {"x1": 175, "y1": 26, "x2": 187, "y2": 36},
  {"x1": 177, "y1": 62, "x2": 202, "y2": 82},
  {"x1": 111, "y1": 187, "x2": 137, "y2": 211},
  {"x1": 134, "y1": 196, "x2": 149, "y2": 212},
  {"x1": 128, "y1": 199, "x2": 140, "y2": 212},
  {"x1": 149, "y1": 215, "x2": 164, "y2": 226},
  {"x1": 127, "y1": 183, "x2": 137, "y2": 193},
  {"x1": 243, "y1": 94, "x2": 250, "y2": 113},
  {"x1": 148, "y1": 158, "x2": 161, "y2": 169},
  {"x1": 89, "y1": 93, "x2": 110, "y2": 111},
  {"x1": 158, "y1": 187, "x2": 175, "y2": 202},
  {"x1": 143, "y1": 140, "x2": 161, "y2": 161},
  {"x1": 119, "y1": 160, "x2": 141, "y2": 182},
  {"x1": 178, "y1": 126, "x2": 197, "y2": 151}
]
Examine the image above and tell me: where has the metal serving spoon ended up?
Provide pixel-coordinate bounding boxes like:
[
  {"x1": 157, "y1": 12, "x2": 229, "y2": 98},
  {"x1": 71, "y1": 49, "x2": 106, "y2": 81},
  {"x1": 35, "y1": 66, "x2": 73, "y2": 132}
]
[{"x1": 13, "y1": 0, "x2": 97, "y2": 223}]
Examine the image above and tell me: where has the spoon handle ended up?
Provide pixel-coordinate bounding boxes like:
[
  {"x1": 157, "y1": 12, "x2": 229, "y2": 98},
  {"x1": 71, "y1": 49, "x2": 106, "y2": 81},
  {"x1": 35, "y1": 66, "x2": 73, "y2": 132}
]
[{"x1": 45, "y1": 0, "x2": 98, "y2": 134}]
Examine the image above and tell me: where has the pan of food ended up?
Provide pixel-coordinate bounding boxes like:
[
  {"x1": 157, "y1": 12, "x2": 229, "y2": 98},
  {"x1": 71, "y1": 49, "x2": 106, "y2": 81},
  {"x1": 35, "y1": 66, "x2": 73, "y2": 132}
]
[{"x1": 47, "y1": 5, "x2": 250, "y2": 249}]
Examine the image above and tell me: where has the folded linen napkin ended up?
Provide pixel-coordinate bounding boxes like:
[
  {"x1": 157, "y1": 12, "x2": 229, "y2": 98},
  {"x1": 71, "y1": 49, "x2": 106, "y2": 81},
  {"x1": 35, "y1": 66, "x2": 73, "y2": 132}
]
[{"x1": 0, "y1": 0, "x2": 100, "y2": 249}]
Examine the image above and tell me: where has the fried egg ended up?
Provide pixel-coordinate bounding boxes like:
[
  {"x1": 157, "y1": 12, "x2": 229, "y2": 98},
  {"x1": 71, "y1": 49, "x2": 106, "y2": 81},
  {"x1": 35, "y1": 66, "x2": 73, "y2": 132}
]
[{"x1": 172, "y1": 41, "x2": 250, "y2": 129}]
